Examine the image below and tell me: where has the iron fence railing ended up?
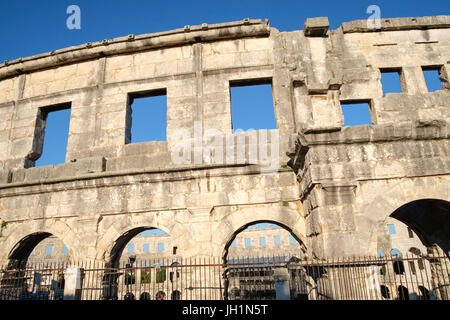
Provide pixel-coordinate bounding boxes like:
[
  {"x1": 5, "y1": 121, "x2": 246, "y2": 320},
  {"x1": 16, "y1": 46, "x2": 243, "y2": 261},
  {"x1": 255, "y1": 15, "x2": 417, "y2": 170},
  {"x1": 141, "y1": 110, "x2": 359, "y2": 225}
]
[{"x1": 0, "y1": 253, "x2": 448, "y2": 300}]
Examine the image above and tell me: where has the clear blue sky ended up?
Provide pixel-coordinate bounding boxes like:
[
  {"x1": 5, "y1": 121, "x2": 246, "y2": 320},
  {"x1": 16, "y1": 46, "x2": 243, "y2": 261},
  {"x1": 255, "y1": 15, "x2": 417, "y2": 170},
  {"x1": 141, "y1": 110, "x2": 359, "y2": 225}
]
[
  {"x1": 5, "y1": 0, "x2": 447, "y2": 166},
  {"x1": 1, "y1": 0, "x2": 448, "y2": 62}
]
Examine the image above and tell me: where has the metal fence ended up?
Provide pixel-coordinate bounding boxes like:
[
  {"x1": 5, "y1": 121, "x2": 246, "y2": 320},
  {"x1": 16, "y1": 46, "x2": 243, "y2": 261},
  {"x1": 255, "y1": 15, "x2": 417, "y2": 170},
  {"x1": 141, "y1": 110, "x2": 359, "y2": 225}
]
[{"x1": 1, "y1": 253, "x2": 449, "y2": 300}]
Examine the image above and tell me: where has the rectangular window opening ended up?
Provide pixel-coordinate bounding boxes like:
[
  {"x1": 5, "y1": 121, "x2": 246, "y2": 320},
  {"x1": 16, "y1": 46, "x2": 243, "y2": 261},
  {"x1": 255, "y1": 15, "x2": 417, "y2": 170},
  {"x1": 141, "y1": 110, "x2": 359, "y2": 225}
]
[
  {"x1": 245, "y1": 238, "x2": 251, "y2": 247},
  {"x1": 418, "y1": 259, "x2": 425, "y2": 270},
  {"x1": 408, "y1": 261, "x2": 416, "y2": 275},
  {"x1": 34, "y1": 103, "x2": 71, "y2": 167},
  {"x1": 422, "y1": 66, "x2": 443, "y2": 92},
  {"x1": 407, "y1": 227, "x2": 414, "y2": 239},
  {"x1": 340, "y1": 100, "x2": 373, "y2": 127},
  {"x1": 380, "y1": 68, "x2": 404, "y2": 96},
  {"x1": 143, "y1": 243, "x2": 150, "y2": 252},
  {"x1": 158, "y1": 242, "x2": 164, "y2": 252},
  {"x1": 62, "y1": 245, "x2": 69, "y2": 255},
  {"x1": 274, "y1": 236, "x2": 281, "y2": 245},
  {"x1": 388, "y1": 224, "x2": 396, "y2": 235},
  {"x1": 45, "y1": 244, "x2": 54, "y2": 255},
  {"x1": 229, "y1": 78, "x2": 276, "y2": 132},
  {"x1": 260, "y1": 237, "x2": 266, "y2": 247},
  {"x1": 127, "y1": 244, "x2": 134, "y2": 253},
  {"x1": 126, "y1": 89, "x2": 167, "y2": 143}
]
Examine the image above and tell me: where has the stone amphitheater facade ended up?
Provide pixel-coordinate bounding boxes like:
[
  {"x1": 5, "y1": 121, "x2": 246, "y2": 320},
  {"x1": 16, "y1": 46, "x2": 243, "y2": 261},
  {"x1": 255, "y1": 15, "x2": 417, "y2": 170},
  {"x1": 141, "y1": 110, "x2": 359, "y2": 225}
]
[
  {"x1": 0, "y1": 15, "x2": 449, "y2": 267},
  {"x1": 27, "y1": 224, "x2": 302, "y2": 263}
]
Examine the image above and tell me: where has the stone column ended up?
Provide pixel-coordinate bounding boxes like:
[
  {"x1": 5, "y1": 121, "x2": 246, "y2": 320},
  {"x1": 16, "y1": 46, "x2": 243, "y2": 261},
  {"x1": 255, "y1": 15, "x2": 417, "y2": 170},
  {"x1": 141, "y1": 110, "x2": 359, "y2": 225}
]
[
  {"x1": 428, "y1": 246, "x2": 450, "y2": 300},
  {"x1": 32, "y1": 272, "x2": 42, "y2": 295},
  {"x1": 402, "y1": 66, "x2": 428, "y2": 94},
  {"x1": 64, "y1": 266, "x2": 82, "y2": 300},
  {"x1": 365, "y1": 265, "x2": 382, "y2": 300},
  {"x1": 274, "y1": 268, "x2": 290, "y2": 300}
]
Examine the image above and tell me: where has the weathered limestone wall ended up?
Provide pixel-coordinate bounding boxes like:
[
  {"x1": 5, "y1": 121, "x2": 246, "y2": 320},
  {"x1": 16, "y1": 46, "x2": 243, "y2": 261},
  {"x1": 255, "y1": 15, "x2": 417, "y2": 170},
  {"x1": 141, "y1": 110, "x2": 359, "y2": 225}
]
[
  {"x1": 0, "y1": 16, "x2": 449, "y2": 264},
  {"x1": 289, "y1": 17, "x2": 450, "y2": 258}
]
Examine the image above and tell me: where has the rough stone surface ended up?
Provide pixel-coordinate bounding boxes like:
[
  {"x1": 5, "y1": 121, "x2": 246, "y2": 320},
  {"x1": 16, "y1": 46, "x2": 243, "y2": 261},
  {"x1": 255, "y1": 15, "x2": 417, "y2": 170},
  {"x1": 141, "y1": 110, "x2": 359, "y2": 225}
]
[
  {"x1": 0, "y1": 16, "x2": 449, "y2": 264},
  {"x1": 304, "y1": 17, "x2": 330, "y2": 37}
]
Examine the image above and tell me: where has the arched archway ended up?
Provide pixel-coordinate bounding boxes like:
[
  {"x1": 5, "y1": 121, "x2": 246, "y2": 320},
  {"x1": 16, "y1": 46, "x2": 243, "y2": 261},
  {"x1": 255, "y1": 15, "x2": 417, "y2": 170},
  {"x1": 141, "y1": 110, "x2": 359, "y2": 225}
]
[
  {"x1": 102, "y1": 225, "x2": 172, "y2": 268},
  {"x1": 94, "y1": 210, "x2": 189, "y2": 264},
  {"x1": 211, "y1": 203, "x2": 307, "y2": 260},
  {"x1": 390, "y1": 199, "x2": 450, "y2": 256},
  {"x1": 221, "y1": 220, "x2": 307, "y2": 301},
  {"x1": 171, "y1": 290, "x2": 181, "y2": 300},
  {"x1": 101, "y1": 226, "x2": 175, "y2": 300},
  {"x1": 7, "y1": 231, "x2": 73, "y2": 267},
  {"x1": 1, "y1": 232, "x2": 73, "y2": 300},
  {"x1": 376, "y1": 199, "x2": 449, "y2": 260},
  {"x1": 390, "y1": 249, "x2": 405, "y2": 275},
  {"x1": 380, "y1": 285, "x2": 390, "y2": 299},
  {"x1": 418, "y1": 286, "x2": 431, "y2": 300},
  {"x1": 397, "y1": 285, "x2": 409, "y2": 300},
  {"x1": 222, "y1": 220, "x2": 307, "y2": 262},
  {"x1": 8, "y1": 232, "x2": 53, "y2": 262},
  {"x1": 0, "y1": 220, "x2": 78, "y2": 264},
  {"x1": 109, "y1": 227, "x2": 159, "y2": 267},
  {"x1": 375, "y1": 199, "x2": 450, "y2": 300}
]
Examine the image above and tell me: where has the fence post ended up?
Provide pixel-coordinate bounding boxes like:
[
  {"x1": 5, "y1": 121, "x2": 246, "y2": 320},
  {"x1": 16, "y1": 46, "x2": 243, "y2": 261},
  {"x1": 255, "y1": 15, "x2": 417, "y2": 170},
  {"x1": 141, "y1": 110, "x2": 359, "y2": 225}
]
[
  {"x1": 64, "y1": 266, "x2": 82, "y2": 300},
  {"x1": 365, "y1": 265, "x2": 382, "y2": 300},
  {"x1": 32, "y1": 272, "x2": 42, "y2": 295},
  {"x1": 274, "y1": 268, "x2": 290, "y2": 300}
]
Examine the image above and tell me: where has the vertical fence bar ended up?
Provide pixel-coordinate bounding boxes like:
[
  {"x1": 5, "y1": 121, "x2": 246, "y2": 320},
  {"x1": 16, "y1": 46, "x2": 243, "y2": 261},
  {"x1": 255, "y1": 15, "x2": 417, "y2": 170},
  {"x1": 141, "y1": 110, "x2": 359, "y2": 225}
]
[
  {"x1": 405, "y1": 253, "x2": 411, "y2": 300},
  {"x1": 341, "y1": 258, "x2": 349, "y2": 300},
  {"x1": 442, "y1": 255, "x2": 450, "y2": 300},
  {"x1": 356, "y1": 258, "x2": 364, "y2": 300}
]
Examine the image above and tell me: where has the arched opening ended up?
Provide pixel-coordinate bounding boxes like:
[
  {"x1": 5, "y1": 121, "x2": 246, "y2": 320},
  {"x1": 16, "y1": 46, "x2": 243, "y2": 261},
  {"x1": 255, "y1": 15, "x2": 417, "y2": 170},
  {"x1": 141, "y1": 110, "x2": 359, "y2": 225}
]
[
  {"x1": 2, "y1": 232, "x2": 72, "y2": 300},
  {"x1": 390, "y1": 199, "x2": 449, "y2": 257},
  {"x1": 390, "y1": 249, "x2": 405, "y2": 275},
  {"x1": 123, "y1": 292, "x2": 135, "y2": 300},
  {"x1": 140, "y1": 292, "x2": 151, "y2": 300},
  {"x1": 171, "y1": 290, "x2": 181, "y2": 300},
  {"x1": 408, "y1": 247, "x2": 425, "y2": 271},
  {"x1": 376, "y1": 199, "x2": 450, "y2": 300},
  {"x1": 223, "y1": 221, "x2": 306, "y2": 262},
  {"x1": 7, "y1": 232, "x2": 72, "y2": 267},
  {"x1": 102, "y1": 226, "x2": 179, "y2": 300},
  {"x1": 9, "y1": 233, "x2": 50, "y2": 262},
  {"x1": 380, "y1": 285, "x2": 390, "y2": 299},
  {"x1": 222, "y1": 221, "x2": 307, "y2": 301},
  {"x1": 418, "y1": 286, "x2": 431, "y2": 300},
  {"x1": 397, "y1": 285, "x2": 409, "y2": 300},
  {"x1": 156, "y1": 291, "x2": 166, "y2": 300},
  {"x1": 107, "y1": 227, "x2": 173, "y2": 267}
]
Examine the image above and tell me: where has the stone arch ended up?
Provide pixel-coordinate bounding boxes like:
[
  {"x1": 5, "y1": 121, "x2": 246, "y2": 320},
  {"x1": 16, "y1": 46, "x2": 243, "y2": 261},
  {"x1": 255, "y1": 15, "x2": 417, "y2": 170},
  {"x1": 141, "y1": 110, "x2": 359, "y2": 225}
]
[
  {"x1": 0, "y1": 219, "x2": 78, "y2": 264},
  {"x1": 211, "y1": 203, "x2": 307, "y2": 261},
  {"x1": 95, "y1": 211, "x2": 189, "y2": 265},
  {"x1": 171, "y1": 290, "x2": 181, "y2": 300},
  {"x1": 370, "y1": 198, "x2": 450, "y2": 257},
  {"x1": 418, "y1": 286, "x2": 431, "y2": 300},
  {"x1": 108, "y1": 226, "x2": 169, "y2": 267},
  {"x1": 397, "y1": 285, "x2": 409, "y2": 300},
  {"x1": 361, "y1": 177, "x2": 449, "y2": 256},
  {"x1": 390, "y1": 199, "x2": 450, "y2": 256}
]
